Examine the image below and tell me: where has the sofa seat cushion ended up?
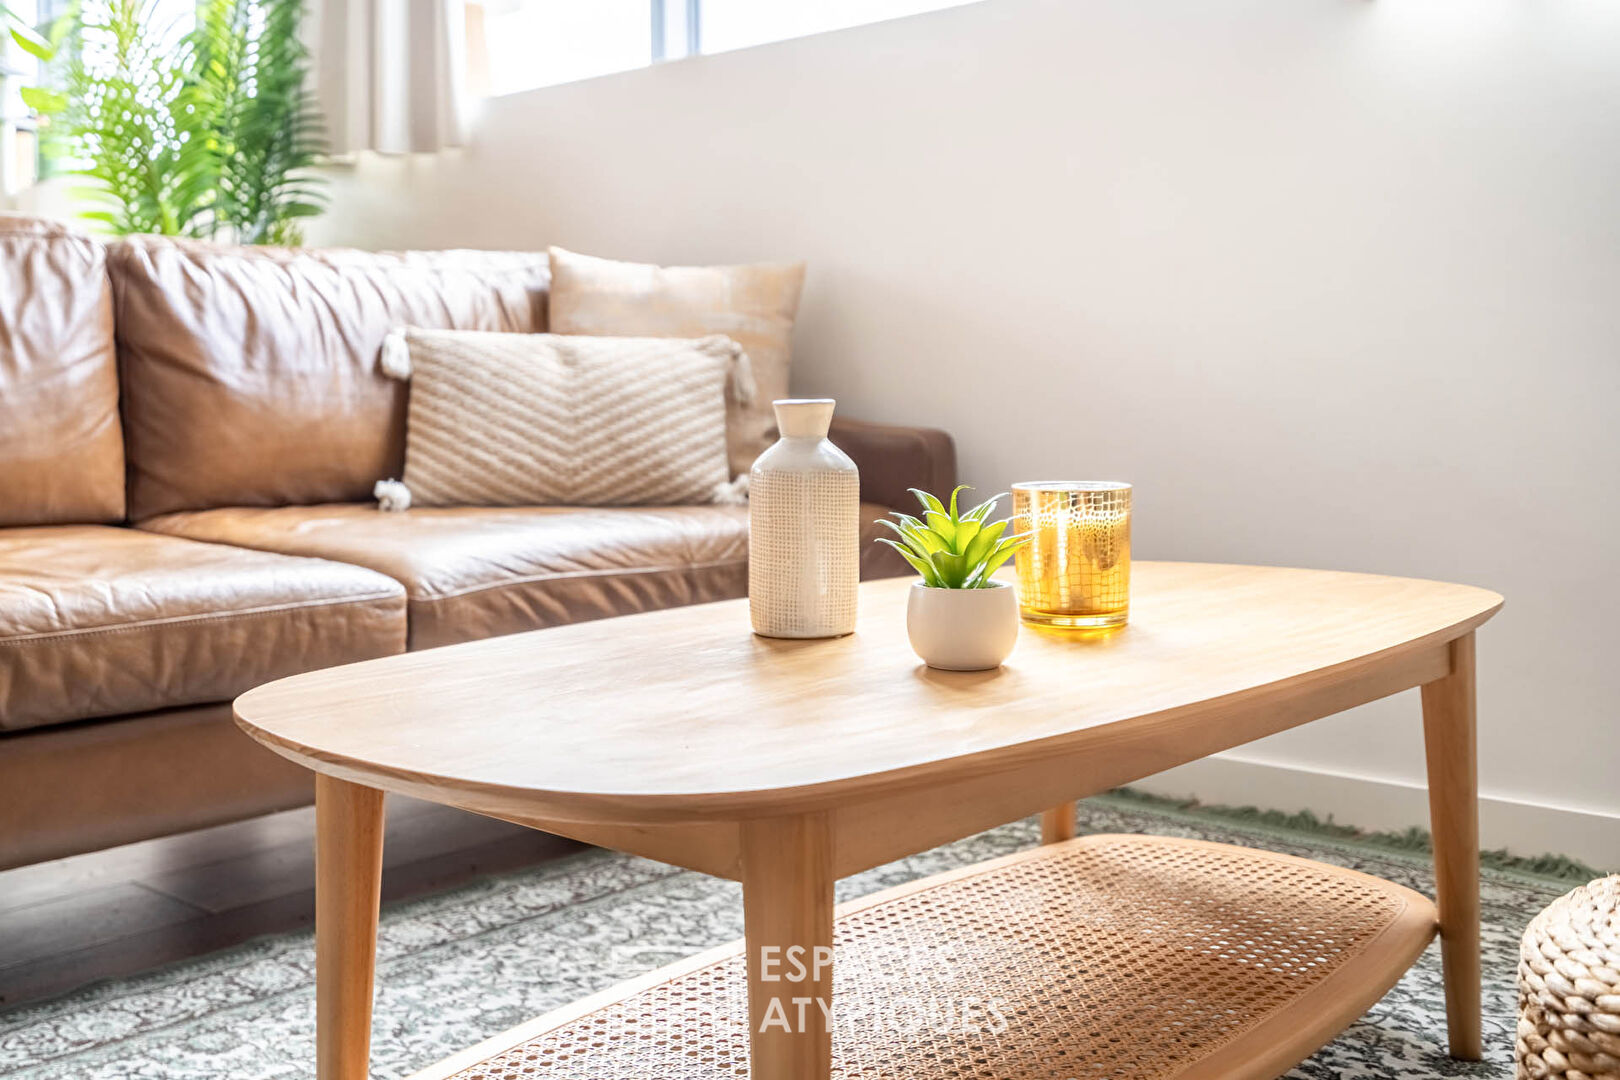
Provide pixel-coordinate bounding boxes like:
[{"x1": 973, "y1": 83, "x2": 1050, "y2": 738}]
[
  {"x1": 141, "y1": 503, "x2": 902, "y2": 651},
  {"x1": 0, "y1": 526, "x2": 406, "y2": 732}
]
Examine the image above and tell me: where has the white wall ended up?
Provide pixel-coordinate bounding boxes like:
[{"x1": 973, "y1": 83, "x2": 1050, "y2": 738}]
[{"x1": 311, "y1": 0, "x2": 1620, "y2": 864}]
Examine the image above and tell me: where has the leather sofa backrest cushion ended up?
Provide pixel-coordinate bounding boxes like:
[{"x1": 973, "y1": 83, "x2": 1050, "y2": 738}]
[
  {"x1": 0, "y1": 216, "x2": 125, "y2": 526},
  {"x1": 110, "y1": 237, "x2": 550, "y2": 520}
]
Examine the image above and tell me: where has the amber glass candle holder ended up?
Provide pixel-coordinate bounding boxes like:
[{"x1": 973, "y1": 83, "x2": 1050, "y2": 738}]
[{"x1": 1011, "y1": 481, "x2": 1132, "y2": 630}]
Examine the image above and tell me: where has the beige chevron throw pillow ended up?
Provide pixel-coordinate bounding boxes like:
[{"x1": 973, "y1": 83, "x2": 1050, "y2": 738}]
[{"x1": 376, "y1": 328, "x2": 753, "y2": 509}]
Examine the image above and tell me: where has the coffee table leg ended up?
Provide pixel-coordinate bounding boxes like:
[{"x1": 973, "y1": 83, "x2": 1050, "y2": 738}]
[
  {"x1": 1040, "y1": 802, "x2": 1077, "y2": 843},
  {"x1": 741, "y1": 813, "x2": 835, "y2": 1080},
  {"x1": 316, "y1": 775, "x2": 387, "y2": 1080},
  {"x1": 1421, "y1": 632, "x2": 1482, "y2": 1060}
]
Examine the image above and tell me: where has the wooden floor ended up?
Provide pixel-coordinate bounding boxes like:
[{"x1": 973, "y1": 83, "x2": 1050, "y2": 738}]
[{"x1": 0, "y1": 797, "x2": 582, "y2": 1010}]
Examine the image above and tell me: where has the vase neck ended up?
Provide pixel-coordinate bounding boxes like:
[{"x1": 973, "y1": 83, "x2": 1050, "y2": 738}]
[{"x1": 773, "y1": 398, "x2": 835, "y2": 440}]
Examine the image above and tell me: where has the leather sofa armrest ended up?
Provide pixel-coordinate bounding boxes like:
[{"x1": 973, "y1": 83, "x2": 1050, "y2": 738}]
[{"x1": 828, "y1": 416, "x2": 958, "y2": 511}]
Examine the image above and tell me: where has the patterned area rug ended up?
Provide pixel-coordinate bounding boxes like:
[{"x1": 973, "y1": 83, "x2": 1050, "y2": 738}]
[{"x1": 0, "y1": 796, "x2": 1553, "y2": 1079}]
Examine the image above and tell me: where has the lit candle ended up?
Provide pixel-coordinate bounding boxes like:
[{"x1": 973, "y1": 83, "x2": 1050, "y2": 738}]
[{"x1": 1011, "y1": 482, "x2": 1132, "y2": 630}]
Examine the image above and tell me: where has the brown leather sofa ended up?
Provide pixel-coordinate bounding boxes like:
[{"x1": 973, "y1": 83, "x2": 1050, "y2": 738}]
[{"x1": 0, "y1": 216, "x2": 955, "y2": 870}]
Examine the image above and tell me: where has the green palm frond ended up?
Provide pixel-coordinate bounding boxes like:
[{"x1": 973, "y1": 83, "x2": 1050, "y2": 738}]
[
  {"x1": 33, "y1": 0, "x2": 324, "y2": 241},
  {"x1": 874, "y1": 487, "x2": 1030, "y2": 589}
]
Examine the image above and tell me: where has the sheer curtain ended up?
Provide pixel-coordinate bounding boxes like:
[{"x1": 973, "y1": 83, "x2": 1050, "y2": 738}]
[{"x1": 311, "y1": 0, "x2": 469, "y2": 154}]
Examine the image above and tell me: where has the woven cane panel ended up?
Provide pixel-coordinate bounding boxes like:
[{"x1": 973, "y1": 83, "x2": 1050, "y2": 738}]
[
  {"x1": 1516, "y1": 874, "x2": 1620, "y2": 1080},
  {"x1": 748, "y1": 469, "x2": 859, "y2": 637},
  {"x1": 441, "y1": 836, "x2": 1413, "y2": 1080}
]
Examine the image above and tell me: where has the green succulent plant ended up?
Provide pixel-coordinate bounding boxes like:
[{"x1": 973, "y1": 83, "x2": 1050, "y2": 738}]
[{"x1": 876, "y1": 486, "x2": 1030, "y2": 589}]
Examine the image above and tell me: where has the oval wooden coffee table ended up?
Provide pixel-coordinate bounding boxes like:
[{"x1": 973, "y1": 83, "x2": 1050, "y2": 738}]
[{"x1": 234, "y1": 562, "x2": 1502, "y2": 1080}]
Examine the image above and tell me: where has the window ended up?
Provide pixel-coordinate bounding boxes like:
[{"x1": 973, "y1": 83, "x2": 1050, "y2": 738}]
[
  {"x1": 468, "y1": 0, "x2": 978, "y2": 99},
  {"x1": 476, "y1": 0, "x2": 652, "y2": 99},
  {"x1": 0, "y1": 0, "x2": 43, "y2": 194},
  {"x1": 698, "y1": 0, "x2": 978, "y2": 56}
]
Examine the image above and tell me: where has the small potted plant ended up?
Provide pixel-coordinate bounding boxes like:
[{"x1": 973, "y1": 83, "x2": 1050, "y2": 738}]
[{"x1": 876, "y1": 486, "x2": 1030, "y2": 670}]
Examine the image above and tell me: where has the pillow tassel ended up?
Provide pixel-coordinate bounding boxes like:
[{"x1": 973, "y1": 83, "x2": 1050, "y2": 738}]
[
  {"x1": 695, "y1": 335, "x2": 756, "y2": 405},
  {"x1": 731, "y1": 346, "x2": 757, "y2": 406},
  {"x1": 711, "y1": 474, "x2": 750, "y2": 505},
  {"x1": 379, "y1": 329, "x2": 412, "y2": 380},
  {"x1": 374, "y1": 478, "x2": 413, "y2": 512}
]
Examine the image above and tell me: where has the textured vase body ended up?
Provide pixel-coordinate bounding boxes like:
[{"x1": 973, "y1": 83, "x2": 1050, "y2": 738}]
[{"x1": 749, "y1": 399, "x2": 859, "y2": 638}]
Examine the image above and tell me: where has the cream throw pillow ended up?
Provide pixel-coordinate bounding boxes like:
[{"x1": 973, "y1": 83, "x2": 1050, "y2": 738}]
[
  {"x1": 547, "y1": 246, "x2": 806, "y2": 477},
  {"x1": 376, "y1": 328, "x2": 753, "y2": 508}
]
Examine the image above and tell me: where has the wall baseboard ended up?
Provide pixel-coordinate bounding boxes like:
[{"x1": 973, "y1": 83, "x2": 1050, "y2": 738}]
[{"x1": 1130, "y1": 755, "x2": 1620, "y2": 872}]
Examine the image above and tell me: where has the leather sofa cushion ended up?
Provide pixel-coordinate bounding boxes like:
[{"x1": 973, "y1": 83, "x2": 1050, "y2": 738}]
[
  {"x1": 141, "y1": 502, "x2": 902, "y2": 651},
  {"x1": 0, "y1": 526, "x2": 406, "y2": 731},
  {"x1": 0, "y1": 217, "x2": 125, "y2": 526},
  {"x1": 109, "y1": 238, "x2": 551, "y2": 521}
]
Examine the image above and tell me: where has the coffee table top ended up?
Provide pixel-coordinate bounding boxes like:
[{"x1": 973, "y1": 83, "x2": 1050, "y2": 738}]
[{"x1": 235, "y1": 562, "x2": 1499, "y2": 823}]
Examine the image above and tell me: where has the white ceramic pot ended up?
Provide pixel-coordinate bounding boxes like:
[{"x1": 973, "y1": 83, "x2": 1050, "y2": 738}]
[{"x1": 905, "y1": 581, "x2": 1019, "y2": 670}]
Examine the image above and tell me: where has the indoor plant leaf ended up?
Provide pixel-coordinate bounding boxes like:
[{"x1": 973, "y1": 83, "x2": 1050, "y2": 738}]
[
  {"x1": 908, "y1": 488, "x2": 946, "y2": 517},
  {"x1": 898, "y1": 522, "x2": 948, "y2": 558},
  {"x1": 929, "y1": 550, "x2": 969, "y2": 589},
  {"x1": 923, "y1": 509, "x2": 956, "y2": 548},
  {"x1": 32, "y1": 0, "x2": 325, "y2": 241},
  {"x1": 18, "y1": 86, "x2": 67, "y2": 113},
  {"x1": 950, "y1": 517, "x2": 982, "y2": 555},
  {"x1": 10, "y1": 24, "x2": 53, "y2": 59},
  {"x1": 962, "y1": 492, "x2": 1007, "y2": 525},
  {"x1": 878, "y1": 517, "x2": 945, "y2": 559},
  {"x1": 878, "y1": 538, "x2": 942, "y2": 587},
  {"x1": 961, "y1": 519, "x2": 1007, "y2": 567},
  {"x1": 968, "y1": 535, "x2": 1029, "y2": 586}
]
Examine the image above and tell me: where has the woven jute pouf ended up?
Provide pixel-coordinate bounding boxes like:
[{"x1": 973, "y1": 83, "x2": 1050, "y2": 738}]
[{"x1": 1518, "y1": 874, "x2": 1620, "y2": 1080}]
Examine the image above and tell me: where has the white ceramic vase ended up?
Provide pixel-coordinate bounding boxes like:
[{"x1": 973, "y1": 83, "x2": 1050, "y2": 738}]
[
  {"x1": 906, "y1": 581, "x2": 1020, "y2": 670},
  {"x1": 748, "y1": 399, "x2": 860, "y2": 638}
]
